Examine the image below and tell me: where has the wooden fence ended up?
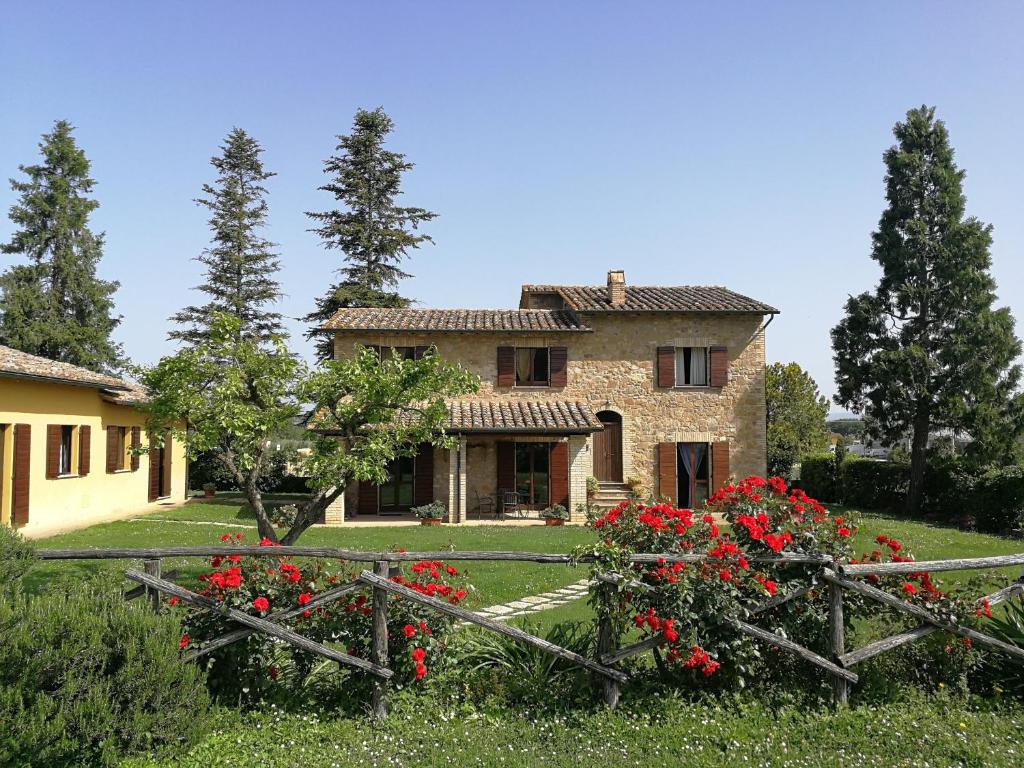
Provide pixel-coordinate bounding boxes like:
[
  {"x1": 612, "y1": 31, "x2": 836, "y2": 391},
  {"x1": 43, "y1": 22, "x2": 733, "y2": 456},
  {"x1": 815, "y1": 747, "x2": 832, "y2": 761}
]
[{"x1": 36, "y1": 546, "x2": 1024, "y2": 715}]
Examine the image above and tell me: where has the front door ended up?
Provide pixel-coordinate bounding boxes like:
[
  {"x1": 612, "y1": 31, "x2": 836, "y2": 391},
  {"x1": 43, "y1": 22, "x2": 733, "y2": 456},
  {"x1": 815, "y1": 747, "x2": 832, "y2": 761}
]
[
  {"x1": 379, "y1": 455, "x2": 415, "y2": 513},
  {"x1": 593, "y1": 411, "x2": 623, "y2": 482}
]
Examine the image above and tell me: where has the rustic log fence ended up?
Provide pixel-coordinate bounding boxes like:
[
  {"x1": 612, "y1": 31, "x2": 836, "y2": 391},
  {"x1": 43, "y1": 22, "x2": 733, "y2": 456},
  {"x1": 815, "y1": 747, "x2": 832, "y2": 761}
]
[{"x1": 36, "y1": 546, "x2": 1024, "y2": 714}]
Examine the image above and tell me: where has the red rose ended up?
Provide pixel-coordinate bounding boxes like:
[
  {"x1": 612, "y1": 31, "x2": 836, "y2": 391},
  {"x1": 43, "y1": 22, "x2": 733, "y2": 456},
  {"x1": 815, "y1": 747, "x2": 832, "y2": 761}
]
[
  {"x1": 403, "y1": 624, "x2": 416, "y2": 638},
  {"x1": 168, "y1": 596, "x2": 179, "y2": 607},
  {"x1": 901, "y1": 583, "x2": 917, "y2": 596},
  {"x1": 253, "y1": 596, "x2": 270, "y2": 611},
  {"x1": 298, "y1": 592, "x2": 312, "y2": 606},
  {"x1": 411, "y1": 647, "x2": 426, "y2": 662},
  {"x1": 415, "y1": 662, "x2": 427, "y2": 680},
  {"x1": 179, "y1": 633, "x2": 189, "y2": 650},
  {"x1": 836, "y1": 527, "x2": 851, "y2": 538}
]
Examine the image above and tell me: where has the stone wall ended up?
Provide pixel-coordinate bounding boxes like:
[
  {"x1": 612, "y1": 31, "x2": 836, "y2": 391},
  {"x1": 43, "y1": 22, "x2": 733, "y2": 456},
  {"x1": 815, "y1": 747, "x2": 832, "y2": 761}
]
[{"x1": 334, "y1": 312, "x2": 767, "y2": 518}]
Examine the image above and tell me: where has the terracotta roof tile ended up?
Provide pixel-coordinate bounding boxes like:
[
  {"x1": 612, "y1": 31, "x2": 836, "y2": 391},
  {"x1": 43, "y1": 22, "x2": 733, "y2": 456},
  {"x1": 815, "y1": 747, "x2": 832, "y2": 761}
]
[
  {"x1": 322, "y1": 308, "x2": 589, "y2": 333},
  {"x1": 0, "y1": 344, "x2": 131, "y2": 391},
  {"x1": 521, "y1": 284, "x2": 778, "y2": 314},
  {"x1": 445, "y1": 400, "x2": 602, "y2": 434}
]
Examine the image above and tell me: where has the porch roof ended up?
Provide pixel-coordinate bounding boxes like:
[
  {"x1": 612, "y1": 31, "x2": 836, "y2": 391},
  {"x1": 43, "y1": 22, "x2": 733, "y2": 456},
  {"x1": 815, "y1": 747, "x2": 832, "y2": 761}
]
[{"x1": 445, "y1": 400, "x2": 603, "y2": 434}]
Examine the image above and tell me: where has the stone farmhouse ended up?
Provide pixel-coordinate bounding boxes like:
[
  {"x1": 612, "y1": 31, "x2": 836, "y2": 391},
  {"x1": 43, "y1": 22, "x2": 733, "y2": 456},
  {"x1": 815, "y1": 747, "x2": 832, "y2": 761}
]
[{"x1": 321, "y1": 270, "x2": 777, "y2": 524}]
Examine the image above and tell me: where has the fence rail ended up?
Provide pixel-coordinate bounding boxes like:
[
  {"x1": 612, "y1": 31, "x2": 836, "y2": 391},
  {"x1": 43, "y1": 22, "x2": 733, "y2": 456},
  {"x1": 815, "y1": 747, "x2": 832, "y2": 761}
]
[{"x1": 40, "y1": 545, "x2": 1024, "y2": 716}]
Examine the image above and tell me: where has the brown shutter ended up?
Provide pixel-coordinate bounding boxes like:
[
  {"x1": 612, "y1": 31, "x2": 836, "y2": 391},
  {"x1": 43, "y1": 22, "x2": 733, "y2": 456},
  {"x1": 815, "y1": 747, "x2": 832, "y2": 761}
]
[
  {"x1": 130, "y1": 427, "x2": 141, "y2": 471},
  {"x1": 12, "y1": 424, "x2": 31, "y2": 526},
  {"x1": 496, "y1": 441, "x2": 515, "y2": 492},
  {"x1": 712, "y1": 441, "x2": 731, "y2": 492},
  {"x1": 78, "y1": 425, "x2": 91, "y2": 476},
  {"x1": 414, "y1": 443, "x2": 434, "y2": 506},
  {"x1": 656, "y1": 346, "x2": 675, "y2": 388},
  {"x1": 162, "y1": 433, "x2": 173, "y2": 498},
  {"x1": 45, "y1": 424, "x2": 61, "y2": 478},
  {"x1": 549, "y1": 441, "x2": 569, "y2": 508},
  {"x1": 657, "y1": 442, "x2": 677, "y2": 505},
  {"x1": 709, "y1": 346, "x2": 728, "y2": 388},
  {"x1": 148, "y1": 433, "x2": 160, "y2": 501},
  {"x1": 496, "y1": 347, "x2": 515, "y2": 387},
  {"x1": 357, "y1": 480, "x2": 378, "y2": 515},
  {"x1": 549, "y1": 346, "x2": 568, "y2": 388},
  {"x1": 106, "y1": 426, "x2": 118, "y2": 473}
]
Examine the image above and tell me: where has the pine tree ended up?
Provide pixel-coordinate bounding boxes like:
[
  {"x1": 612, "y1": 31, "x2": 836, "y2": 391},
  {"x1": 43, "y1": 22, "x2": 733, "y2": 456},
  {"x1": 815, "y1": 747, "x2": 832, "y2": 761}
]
[
  {"x1": 832, "y1": 106, "x2": 1024, "y2": 516},
  {"x1": 171, "y1": 128, "x2": 283, "y2": 346},
  {"x1": 303, "y1": 108, "x2": 436, "y2": 360},
  {"x1": 0, "y1": 120, "x2": 123, "y2": 371}
]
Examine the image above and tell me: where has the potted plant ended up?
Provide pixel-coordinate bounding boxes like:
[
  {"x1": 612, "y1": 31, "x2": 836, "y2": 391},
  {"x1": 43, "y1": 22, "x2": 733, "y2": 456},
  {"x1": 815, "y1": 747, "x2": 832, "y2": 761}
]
[
  {"x1": 540, "y1": 504, "x2": 568, "y2": 526},
  {"x1": 201, "y1": 482, "x2": 217, "y2": 499},
  {"x1": 626, "y1": 475, "x2": 646, "y2": 499},
  {"x1": 412, "y1": 500, "x2": 446, "y2": 526},
  {"x1": 586, "y1": 475, "x2": 599, "y2": 501}
]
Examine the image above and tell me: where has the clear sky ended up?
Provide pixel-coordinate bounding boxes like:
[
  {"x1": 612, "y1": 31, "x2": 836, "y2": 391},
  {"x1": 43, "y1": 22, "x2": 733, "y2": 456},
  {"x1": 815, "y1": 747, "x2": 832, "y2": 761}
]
[{"x1": 2, "y1": 2, "x2": 1022, "y2": 411}]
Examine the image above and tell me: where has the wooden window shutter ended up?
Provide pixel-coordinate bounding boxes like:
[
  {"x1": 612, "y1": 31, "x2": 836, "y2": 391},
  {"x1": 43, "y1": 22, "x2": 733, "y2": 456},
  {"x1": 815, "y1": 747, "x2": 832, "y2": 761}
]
[
  {"x1": 357, "y1": 480, "x2": 378, "y2": 515},
  {"x1": 656, "y1": 346, "x2": 675, "y2": 388},
  {"x1": 106, "y1": 426, "x2": 118, "y2": 473},
  {"x1": 414, "y1": 443, "x2": 434, "y2": 506},
  {"x1": 549, "y1": 441, "x2": 569, "y2": 508},
  {"x1": 147, "y1": 433, "x2": 160, "y2": 501},
  {"x1": 496, "y1": 347, "x2": 515, "y2": 387},
  {"x1": 709, "y1": 346, "x2": 728, "y2": 388},
  {"x1": 162, "y1": 434, "x2": 173, "y2": 497},
  {"x1": 12, "y1": 424, "x2": 31, "y2": 527},
  {"x1": 657, "y1": 442, "x2": 677, "y2": 505},
  {"x1": 549, "y1": 346, "x2": 568, "y2": 388},
  {"x1": 712, "y1": 441, "x2": 731, "y2": 492},
  {"x1": 78, "y1": 425, "x2": 91, "y2": 476},
  {"x1": 496, "y1": 441, "x2": 515, "y2": 491},
  {"x1": 45, "y1": 424, "x2": 61, "y2": 479},
  {"x1": 130, "y1": 427, "x2": 141, "y2": 471}
]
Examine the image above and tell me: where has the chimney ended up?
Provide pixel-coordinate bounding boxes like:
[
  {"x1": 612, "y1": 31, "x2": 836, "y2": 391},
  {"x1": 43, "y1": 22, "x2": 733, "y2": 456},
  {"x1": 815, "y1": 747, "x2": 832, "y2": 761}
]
[{"x1": 607, "y1": 270, "x2": 626, "y2": 306}]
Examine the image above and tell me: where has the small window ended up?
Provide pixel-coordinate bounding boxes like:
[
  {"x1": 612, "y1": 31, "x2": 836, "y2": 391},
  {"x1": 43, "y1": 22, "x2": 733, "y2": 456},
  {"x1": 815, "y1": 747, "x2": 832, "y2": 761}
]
[
  {"x1": 389, "y1": 346, "x2": 418, "y2": 361},
  {"x1": 116, "y1": 427, "x2": 129, "y2": 470},
  {"x1": 515, "y1": 348, "x2": 550, "y2": 387},
  {"x1": 59, "y1": 425, "x2": 75, "y2": 475},
  {"x1": 674, "y1": 347, "x2": 708, "y2": 387}
]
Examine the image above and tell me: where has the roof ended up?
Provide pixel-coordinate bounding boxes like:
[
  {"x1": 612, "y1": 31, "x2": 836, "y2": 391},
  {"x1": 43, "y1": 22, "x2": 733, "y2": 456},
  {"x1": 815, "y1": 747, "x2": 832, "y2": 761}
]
[
  {"x1": 520, "y1": 284, "x2": 778, "y2": 314},
  {"x1": 0, "y1": 344, "x2": 132, "y2": 392},
  {"x1": 322, "y1": 307, "x2": 590, "y2": 333},
  {"x1": 444, "y1": 400, "x2": 602, "y2": 434},
  {"x1": 99, "y1": 383, "x2": 151, "y2": 407}
]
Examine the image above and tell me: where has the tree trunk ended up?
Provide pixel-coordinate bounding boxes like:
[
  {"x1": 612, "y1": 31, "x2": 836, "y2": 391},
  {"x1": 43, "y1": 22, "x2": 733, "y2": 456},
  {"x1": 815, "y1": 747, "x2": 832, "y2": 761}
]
[
  {"x1": 906, "y1": 404, "x2": 930, "y2": 517},
  {"x1": 280, "y1": 483, "x2": 347, "y2": 546},
  {"x1": 244, "y1": 476, "x2": 277, "y2": 542}
]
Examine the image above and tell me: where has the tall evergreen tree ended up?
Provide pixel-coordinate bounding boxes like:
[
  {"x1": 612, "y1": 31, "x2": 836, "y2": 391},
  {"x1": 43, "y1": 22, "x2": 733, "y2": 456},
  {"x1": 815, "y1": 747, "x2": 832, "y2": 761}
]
[
  {"x1": 303, "y1": 107, "x2": 437, "y2": 360},
  {"x1": 0, "y1": 120, "x2": 123, "y2": 371},
  {"x1": 832, "y1": 106, "x2": 1024, "y2": 516},
  {"x1": 171, "y1": 128, "x2": 283, "y2": 345}
]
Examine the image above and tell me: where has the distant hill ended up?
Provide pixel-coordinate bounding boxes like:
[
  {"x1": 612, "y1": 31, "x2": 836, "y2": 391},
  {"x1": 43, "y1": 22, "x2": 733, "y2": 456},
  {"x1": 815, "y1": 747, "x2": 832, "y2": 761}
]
[{"x1": 828, "y1": 418, "x2": 865, "y2": 438}]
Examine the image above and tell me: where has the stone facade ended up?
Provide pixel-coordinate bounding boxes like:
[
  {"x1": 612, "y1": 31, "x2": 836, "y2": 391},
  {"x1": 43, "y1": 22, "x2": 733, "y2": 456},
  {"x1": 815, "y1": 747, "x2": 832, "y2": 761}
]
[{"x1": 332, "y1": 311, "x2": 768, "y2": 522}]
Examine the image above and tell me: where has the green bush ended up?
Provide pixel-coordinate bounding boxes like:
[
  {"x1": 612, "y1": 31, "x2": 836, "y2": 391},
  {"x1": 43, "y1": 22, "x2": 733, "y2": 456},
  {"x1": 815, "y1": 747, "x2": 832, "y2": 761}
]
[
  {"x1": 0, "y1": 578, "x2": 211, "y2": 767},
  {"x1": 798, "y1": 453, "x2": 839, "y2": 502},
  {"x1": 841, "y1": 456, "x2": 908, "y2": 510},
  {"x1": 970, "y1": 464, "x2": 1024, "y2": 534},
  {"x1": 0, "y1": 525, "x2": 35, "y2": 587}
]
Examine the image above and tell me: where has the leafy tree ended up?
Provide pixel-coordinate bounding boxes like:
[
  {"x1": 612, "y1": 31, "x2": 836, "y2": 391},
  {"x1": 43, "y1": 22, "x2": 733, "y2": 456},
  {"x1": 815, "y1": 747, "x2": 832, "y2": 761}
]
[
  {"x1": 0, "y1": 120, "x2": 123, "y2": 371},
  {"x1": 171, "y1": 128, "x2": 284, "y2": 345},
  {"x1": 303, "y1": 107, "x2": 437, "y2": 360},
  {"x1": 765, "y1": 362, "x2": 830, "y2": 477},
  {"x1": 832, "y1": 106, "x2": 1024, "y2": 516},
  {"x1": 139, "y1": 314, "x2": 478, "y2": 544},
  {"x1": 828, "y1": 418, "x2": 865, "y2": 440}
]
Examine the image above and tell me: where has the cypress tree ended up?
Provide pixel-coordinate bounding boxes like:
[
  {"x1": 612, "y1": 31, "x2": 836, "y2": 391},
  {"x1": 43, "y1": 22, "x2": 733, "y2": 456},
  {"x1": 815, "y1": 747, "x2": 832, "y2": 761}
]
[
  {"x1": 832, "y1": 106, "x2": 1024, "y2": 516},
  {"x1": 171, "y1": 128, "x2": 283, "y2": 345},
  {"x1": 303, "y1": 107, "x2": 436, "y2": 360},
  {"x1": 0, "y1": 120, "x2": 123, "y2": 371}
]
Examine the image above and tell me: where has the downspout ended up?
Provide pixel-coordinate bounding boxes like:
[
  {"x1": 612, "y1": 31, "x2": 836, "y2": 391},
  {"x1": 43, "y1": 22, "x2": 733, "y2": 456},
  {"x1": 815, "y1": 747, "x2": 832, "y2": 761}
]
[{"x1": 760, "y1": 312, "x2": 777, "y2": 477}]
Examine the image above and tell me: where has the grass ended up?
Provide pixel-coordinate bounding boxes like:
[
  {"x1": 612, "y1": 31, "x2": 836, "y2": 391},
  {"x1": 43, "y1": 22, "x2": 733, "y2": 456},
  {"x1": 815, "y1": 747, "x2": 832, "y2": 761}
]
[{"x1": 123, "y1": 695, "x2": 1024, "y2": 768}]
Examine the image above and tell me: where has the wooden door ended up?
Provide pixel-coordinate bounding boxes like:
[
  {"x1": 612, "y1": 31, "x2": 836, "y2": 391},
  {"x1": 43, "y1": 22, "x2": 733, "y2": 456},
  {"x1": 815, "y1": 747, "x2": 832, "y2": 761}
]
[{"x1": 593, "y1": 411, "x2": 623, "y2": 482}]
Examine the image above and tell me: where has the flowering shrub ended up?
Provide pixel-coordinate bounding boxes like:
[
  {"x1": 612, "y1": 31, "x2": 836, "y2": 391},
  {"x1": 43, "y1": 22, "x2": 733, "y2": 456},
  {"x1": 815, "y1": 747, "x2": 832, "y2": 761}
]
[
  {"x1": 176, "y1": 534, "x2": 471, "y2": 705},
  {"x1": 584, "y1": 475, "x2": 985, "y2": 693}
]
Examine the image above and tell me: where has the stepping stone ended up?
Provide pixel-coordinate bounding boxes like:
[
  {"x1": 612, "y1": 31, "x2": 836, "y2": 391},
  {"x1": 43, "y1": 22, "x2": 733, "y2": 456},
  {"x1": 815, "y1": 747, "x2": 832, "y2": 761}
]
[
  {"x1": 487, "y1": 605, "x2": 514, "y2": 615},
  {"x1": 556, "y1": 588, "x2": 580, "y2": 595},
  {"x1": 519, "y1": 596, "x2": 549, "y2": 605},
  {"x1": 506, "y1": 600, "x2": 533, "y2": 609}
]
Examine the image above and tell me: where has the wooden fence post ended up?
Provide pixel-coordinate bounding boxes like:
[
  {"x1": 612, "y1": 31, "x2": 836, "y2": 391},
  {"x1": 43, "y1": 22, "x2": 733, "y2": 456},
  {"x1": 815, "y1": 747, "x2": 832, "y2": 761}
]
[
  {"x1": 595, "y1": 583, "x2": 621, "y2": 709},
  {"x1": 370, "y1": 560, "x2": 390, "y2": 720},
  {"x1": 829, "y1": 580, "x2": 849, "y2": 706},
  {"x1": 144, "y1": 558, "x2": 162, "y2": 614}
]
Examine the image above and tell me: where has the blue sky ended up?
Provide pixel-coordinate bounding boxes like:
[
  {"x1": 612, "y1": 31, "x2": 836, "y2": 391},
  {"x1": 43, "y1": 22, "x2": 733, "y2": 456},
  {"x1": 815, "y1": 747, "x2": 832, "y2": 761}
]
[{"x1": 2, "y1": 2, "x2": 1022, "y2": 410}]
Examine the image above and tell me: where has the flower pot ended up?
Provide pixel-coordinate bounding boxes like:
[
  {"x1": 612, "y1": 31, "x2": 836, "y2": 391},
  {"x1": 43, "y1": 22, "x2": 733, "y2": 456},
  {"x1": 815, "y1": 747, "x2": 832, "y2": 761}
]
[
  {"x1": 421, "y1": 518, "x2": 442, "y2": 526},
  {"x1": 544, "y1": 518, "x2": 565, "y2": 526}
]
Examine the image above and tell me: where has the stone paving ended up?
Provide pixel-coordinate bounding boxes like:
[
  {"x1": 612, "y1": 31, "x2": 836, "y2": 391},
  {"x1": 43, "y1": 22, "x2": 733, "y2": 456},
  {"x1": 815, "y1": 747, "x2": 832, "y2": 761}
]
[{"x1": 468, "y1": 578, "x2": 593, "y2": 623}]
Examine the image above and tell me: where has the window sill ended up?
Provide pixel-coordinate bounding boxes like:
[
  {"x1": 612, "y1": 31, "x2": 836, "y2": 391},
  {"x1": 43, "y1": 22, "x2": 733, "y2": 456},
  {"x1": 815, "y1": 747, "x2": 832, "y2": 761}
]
[
  {"x1": 111, "y1": 469, "x2": 132, "y2": 474},
  {"x1": 672, "y1": 385, "x2": 712, "y2": 390},
  {"x1": 513, "y1": 384, "x2": 552, "y2": 389},
  {"x1": 55, "y1": 473, "x2": 80, "y2": 480}
]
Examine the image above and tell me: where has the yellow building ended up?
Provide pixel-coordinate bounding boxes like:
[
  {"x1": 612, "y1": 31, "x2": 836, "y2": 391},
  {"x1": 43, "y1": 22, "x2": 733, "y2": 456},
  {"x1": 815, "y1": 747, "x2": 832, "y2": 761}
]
[{"x1": 0, "y1": 345, "x2": 187, "y2": 538}]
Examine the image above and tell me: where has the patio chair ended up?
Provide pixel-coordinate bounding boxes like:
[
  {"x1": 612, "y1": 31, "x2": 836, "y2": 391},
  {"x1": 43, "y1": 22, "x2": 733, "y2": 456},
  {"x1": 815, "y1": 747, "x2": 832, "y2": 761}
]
[
  {"x1": 500, "y1": 489, "x2": 525, "y2": 519},
  {"x1": 474, "y1": 490, "x2": 497, "y2": 518}
]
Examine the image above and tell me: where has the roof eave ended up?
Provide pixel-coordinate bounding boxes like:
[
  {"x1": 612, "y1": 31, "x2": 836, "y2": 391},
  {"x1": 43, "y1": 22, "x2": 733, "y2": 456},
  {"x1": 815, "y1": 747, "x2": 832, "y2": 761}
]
[{"x1": 0, "y1": 369, "x2": 130, "y2": 392}]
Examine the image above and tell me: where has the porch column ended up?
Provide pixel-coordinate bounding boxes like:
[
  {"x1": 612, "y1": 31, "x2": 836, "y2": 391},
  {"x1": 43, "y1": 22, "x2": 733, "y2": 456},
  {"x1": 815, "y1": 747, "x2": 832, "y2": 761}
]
[
  {"x1": 324, "y1": 487, "x2": 345, "y2": 526},
  {"x1": 447, "y1": 438, "x2": 467, "y2": 524},
  {"x1": 568, "y1": 434, "x2": 590, "y2": 523}
]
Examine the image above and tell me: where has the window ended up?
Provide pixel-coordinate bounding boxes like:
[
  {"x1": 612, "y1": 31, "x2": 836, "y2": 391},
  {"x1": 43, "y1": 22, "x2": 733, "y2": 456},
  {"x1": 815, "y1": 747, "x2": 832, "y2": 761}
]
[
  {"x1": 59, "y1": 425, "x2": 74, "y2": 475},
  {"x1": 515, "y1": 443, "x2": 550, "y2": 506},
  {"x1": 674, "y1": 347, "x2": 708, "y2": 387},
  {"x1": 116, "y1": 427, "x2": 129, "y2": 470},
  {"x1": 388, "y1": 346, "x2": 418, "y2": 361},
  {"x1": 515, "y1": 348, "x2": 550, "y2": 387}
]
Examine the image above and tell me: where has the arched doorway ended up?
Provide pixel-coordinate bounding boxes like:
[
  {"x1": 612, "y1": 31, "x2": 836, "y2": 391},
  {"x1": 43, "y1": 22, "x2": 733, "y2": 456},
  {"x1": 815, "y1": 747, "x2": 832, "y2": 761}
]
[{"x1": 593, "y1": 410, "x2": 623, "y2": 482}]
